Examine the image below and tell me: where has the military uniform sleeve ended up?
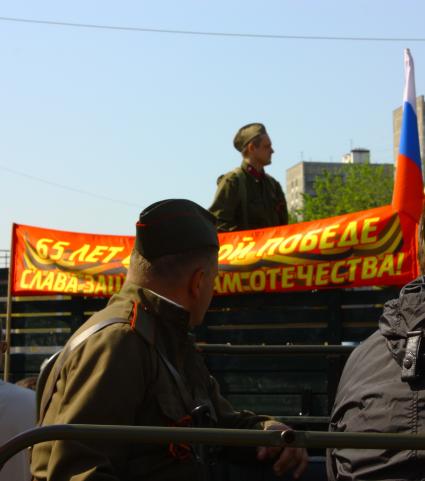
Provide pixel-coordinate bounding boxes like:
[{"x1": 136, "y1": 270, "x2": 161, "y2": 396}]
[
  {"x1": 209, "y1": 376, "x2": 272, "y2": 429},
  {"x1": 207, "y1": 376, "x2": 276, "y2": 463},
  {"x1": 32, "y1": 325, "x2": 148, "y2": 481},
  {"x1": 275, "y1": 181, "x2": 289, "y2": 226},
  {"x1": 209, "y1": 174, "x2": 241, "y2": 232}
]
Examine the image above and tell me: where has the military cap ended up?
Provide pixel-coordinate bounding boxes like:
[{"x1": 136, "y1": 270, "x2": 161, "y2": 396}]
[
  {"x1": 135, "y1": 199, "x2": 219, "y2": 259},
  {"x1": 233, "y1": 123, "x2": 267, "y2": 152}
]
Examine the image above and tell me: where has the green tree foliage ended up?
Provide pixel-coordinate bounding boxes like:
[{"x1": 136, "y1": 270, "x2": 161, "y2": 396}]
[{"x1": 295, "y1": 163, "x2": 394, "y2": 222}]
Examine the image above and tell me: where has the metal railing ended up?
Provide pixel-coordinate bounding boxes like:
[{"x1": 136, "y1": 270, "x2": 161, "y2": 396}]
[
  {"x1": 0, "y1": 250, "x2": 9, "y2": 269},
  {"x1": 2, "y1": 424, "x2": 425, "y2": 470},
  {"x1": 197, "y1": 344, "x2": 355, "y2": 355}
]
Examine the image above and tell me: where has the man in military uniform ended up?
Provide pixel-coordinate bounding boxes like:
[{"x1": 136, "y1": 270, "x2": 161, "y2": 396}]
[
  {"x1": 209, "y1": 123, "x2": 288, "y2": 232},
  {"x1": 31, "y1": 199, "x2": 307, "y2": 481}
]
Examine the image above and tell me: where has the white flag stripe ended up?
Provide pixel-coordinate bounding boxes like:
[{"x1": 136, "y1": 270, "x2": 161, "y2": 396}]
[{"x1": 403, "y1": 48, "x2": 417, "y2": 114}]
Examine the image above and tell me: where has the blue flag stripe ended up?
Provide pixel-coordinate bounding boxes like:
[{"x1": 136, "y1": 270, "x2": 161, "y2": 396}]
[{"x1": 399, "y1": 101, "x2": 422, "y2": 171}]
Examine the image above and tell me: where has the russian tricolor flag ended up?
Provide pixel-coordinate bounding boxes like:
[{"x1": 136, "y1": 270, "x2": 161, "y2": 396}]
[{"x1": 392, "y1": 48, "x2": 424, "y2": 222}]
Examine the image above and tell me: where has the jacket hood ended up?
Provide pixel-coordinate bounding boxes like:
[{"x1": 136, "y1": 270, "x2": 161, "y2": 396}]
[{"x1": 379, "y1": 276, "x2": 425, "y2": 366}]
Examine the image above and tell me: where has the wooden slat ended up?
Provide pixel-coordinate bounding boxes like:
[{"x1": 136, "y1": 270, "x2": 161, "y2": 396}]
[
  {"x1": 205, "y1": 309, "x2": 329, "y2": 324},
  {"x1": 1, "y1": 318, "x2": 74, "y2": 329},
  {"x1": 205, "y1": 356, "x2": 330, "y2": 372},
  {"x1": 214, "y1": 372, "x2": 328, "y2": 394},
  {"x1": 226, "y1": 393, "x2": 328, "y2": 416},
  {"x1": 201, "y1": 329, "x2": 329, "y2": 345},
  {"x1": 10, "y1": 346, "x2": 62, "y2": 354},
  {"x1": 10, "y1": 333, "x2": 70, "y2": 347},
  {"x1": 7, "y1": 298, "x2": 107, "y2": 314},
  {"x1": 339, "y1": 308, "x2": 384, "y2": 323}
]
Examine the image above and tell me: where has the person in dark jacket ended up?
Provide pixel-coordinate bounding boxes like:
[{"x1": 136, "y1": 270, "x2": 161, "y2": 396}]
[
  {"x1": 32, "y1": 199, "x2": 307, "y2": 481},
  {"x1": 209, "y1": 123, "x2": 288, "y2": 232},
  {"x1": 327, "y1": 208, "x2": 425, "y2": 481}
]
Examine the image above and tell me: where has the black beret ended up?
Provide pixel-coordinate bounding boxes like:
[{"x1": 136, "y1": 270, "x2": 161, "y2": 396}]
[
  {"x1": 233, "y1": 123, "x2": 267, "y2": 152},
  {"x1": 135, "y1": 199, "x2": 219, "y2": 259}
]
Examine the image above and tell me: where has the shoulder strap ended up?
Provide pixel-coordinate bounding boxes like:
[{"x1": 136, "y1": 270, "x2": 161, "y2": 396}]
[
  {"x1": 132, "y1": 303, "x2": 196, "y2": 413},
  {"x1": 224, "y1": 167, "x2": 248, "y2": 230},
  {"x1": 155, "y1": 346, "x2": 196, "y2": 413},
  {"x1": 38, "y1": 317, "x2": 130, "y2": 423},
  {"x1": 238, "y1": 169, "x2": 249, "y2": 230},
  {"x1": 40, "y1": 309, "x2": 200, "y2": 423}
]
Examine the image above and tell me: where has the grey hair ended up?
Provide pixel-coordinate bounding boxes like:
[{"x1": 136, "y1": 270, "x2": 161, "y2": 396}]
[{"x1": 126, "y1": 247, "x2": 218, "y2": 287}]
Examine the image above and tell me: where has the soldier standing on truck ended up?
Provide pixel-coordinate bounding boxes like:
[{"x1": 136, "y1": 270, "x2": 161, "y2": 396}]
[{"x1": 209, "y1": 123, "x2": 288, "y2": 232}]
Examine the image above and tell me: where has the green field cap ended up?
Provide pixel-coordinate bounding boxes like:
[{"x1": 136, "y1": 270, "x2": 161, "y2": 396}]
[
  {"x1": 135, "y1": 199, "x2": 219, "y2": 259},
  {"x1": 233, "y1": 123, "x2": 267, "y2": 152}
]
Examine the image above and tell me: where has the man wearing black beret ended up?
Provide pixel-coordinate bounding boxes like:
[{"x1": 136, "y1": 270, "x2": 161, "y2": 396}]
[
  {"x1": 32, "y1": 199, "x2": 307, "y2": 481},
  {"x1": 209, "y1": 123, "x2": 289, "y2": 232}
]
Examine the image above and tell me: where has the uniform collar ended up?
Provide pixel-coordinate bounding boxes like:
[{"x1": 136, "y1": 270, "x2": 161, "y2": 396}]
[
  {"x1": 242, "y1": 160, "x2": 265, "y2": 179},
  {"x1": 116, "y1": 282, "x2": 189, "y2": 323},
  {"x1": 140, "y1": 287, "x2": 191, "y2": 333},
  {"x1": 139, "y1": 286, "x2": 192, "y2": 368},
  {"x1": 116, "y1": 282, "x2": 191, "y2": 345}
]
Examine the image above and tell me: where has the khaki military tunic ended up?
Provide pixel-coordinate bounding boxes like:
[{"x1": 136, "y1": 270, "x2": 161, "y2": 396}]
[
  {"x1": 209, "y1": 162, "x2": 288, "y2": 232},
  {"x1": 32, "y1": 283, "x2": 269, "y2": 481}
]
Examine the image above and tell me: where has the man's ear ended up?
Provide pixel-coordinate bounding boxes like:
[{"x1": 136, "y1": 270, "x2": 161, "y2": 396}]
[
  {"x1": 246, "y1": 141, "x2": 255, "y2": 154},
  {"x1": 188, "y1": 267, "x2": 205, "y2": 300}
]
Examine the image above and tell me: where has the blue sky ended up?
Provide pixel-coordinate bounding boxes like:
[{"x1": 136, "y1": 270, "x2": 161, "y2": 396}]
[{"x1": 1, "y1": 0, "x2": 425, "y2": 249}]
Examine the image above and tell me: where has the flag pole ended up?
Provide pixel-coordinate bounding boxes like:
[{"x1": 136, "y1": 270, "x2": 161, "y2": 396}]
[
  {"x1": 392, "y1": 48, "x2": 424, "y2": 222},
  {"x1": 4, "y1": 225, "x2": 16, "y2": 381}
]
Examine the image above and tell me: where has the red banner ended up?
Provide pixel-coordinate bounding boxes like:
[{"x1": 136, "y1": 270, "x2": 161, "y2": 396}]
[
  {"x1": 10, "y1": 204, "x2": 419, "y2": 297},
  {"x1": 11, "y1": 225, "x2": 133, "y2": 296},
  {"x1": 215, "y1": 205, "x2": 418, "y2": 295}
]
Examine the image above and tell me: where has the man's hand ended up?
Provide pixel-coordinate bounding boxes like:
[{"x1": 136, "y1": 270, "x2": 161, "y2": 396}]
[{"x1": 257, "y1": 422, "x2": 308, "y2": 479}]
